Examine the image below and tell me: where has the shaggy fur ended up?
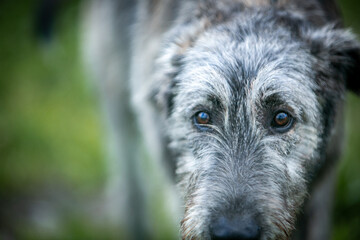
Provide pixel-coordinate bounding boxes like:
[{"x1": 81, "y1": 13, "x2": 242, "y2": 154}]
[{"x1": 83, "y1": 0, "x2": 360, "y2": 239}]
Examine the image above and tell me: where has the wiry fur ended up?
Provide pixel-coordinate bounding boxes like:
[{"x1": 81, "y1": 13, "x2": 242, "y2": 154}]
[{"x1": 83, "y1": 0, "x2": 360, "y2": 239}]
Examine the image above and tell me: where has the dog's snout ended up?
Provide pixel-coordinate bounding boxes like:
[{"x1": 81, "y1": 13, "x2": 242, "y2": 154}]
[{"x1": 210, "y1": 215, "x2": 260, "y2": 240}]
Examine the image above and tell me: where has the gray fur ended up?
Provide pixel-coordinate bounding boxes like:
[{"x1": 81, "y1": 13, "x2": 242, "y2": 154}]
[{"x1": 82, "y1": 0, "x2": 360, "y2": 239}]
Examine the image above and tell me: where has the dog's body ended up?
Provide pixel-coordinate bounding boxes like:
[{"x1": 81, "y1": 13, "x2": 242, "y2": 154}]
[{"x1": 83, "y1": 0, "x2": 360, "y2": 239}]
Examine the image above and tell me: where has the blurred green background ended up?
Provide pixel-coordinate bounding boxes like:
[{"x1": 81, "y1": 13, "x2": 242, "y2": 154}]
[{"x1": 0, "y1": 0, "x2": 359, "y2": 239}]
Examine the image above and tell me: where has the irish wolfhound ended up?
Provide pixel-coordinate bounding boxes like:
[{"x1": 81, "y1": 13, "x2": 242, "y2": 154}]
[{"x1": 83, "y1": 0, "x2": 360, "y2": 239}]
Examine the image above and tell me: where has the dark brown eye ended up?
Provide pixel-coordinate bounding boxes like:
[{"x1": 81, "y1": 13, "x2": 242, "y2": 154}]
[
  {"x1": 271, "y1": 111, "x2": 294, "y2": 133},
  {"x1": 196, "y1": 112, "x2": 210, "y2": 124},
  {"x1": 194, "y1": 111, "x2": 211, "y2": 130},
  {"x1": 274, "y1": 112, "x2": 289, "y2": 126}
]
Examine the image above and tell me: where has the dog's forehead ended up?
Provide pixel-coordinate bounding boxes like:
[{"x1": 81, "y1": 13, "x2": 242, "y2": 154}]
[{"x1": 176, "y1": 24, "x2": 319, "y2": 116}]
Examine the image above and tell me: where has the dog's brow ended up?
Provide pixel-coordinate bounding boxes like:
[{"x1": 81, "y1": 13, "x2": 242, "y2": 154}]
[{"x1": 247, "y1": 75, "x2": 316, "y2": 123}]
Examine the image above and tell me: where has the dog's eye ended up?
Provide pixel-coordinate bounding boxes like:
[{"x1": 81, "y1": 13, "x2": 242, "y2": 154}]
[
  {"x1": 194, "y1": 111, "x2": 211, "y2": 130},
  {"x1": 271, "y1": 111, "x2": 294, "y2": 133}
]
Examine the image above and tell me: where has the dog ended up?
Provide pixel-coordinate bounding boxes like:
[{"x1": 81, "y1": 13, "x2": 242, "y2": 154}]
[{"x1": 82, "y1": 0, "x2": 360, "y2": 239}]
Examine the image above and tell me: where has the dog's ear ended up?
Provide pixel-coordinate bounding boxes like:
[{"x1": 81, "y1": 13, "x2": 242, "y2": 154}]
[
  {"x1": 304, "y1": 26, "x2": 360, "y2": 95},
  {"x1": 150, "y1": 30, "x2": 194, "y2": 116},
  {"x1": 151, "y1": 20, "x2": 209, "y2": 116},
  {"x1": 151, "y1": 50, "x2": 184, "y2": 117}
]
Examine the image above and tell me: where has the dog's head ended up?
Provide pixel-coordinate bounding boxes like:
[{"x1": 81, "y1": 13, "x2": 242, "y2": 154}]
[{"x1": 153, "y1": 6, "x2": 360, "y2": 240}]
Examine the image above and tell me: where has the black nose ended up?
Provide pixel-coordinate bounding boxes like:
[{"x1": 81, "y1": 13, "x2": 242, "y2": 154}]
[{"x1": 210, "y1": 215, "x2": 260, "y2": 240}]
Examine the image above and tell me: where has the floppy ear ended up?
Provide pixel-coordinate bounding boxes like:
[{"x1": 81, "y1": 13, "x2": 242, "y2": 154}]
[
  {"x1": 150, "y1": 49, "x2": 184, "y2": 116},
  {"x1": 151, "y1": 18, "x2": 210, "y2": 116},
  {"x1": 305, "y1": 25, "x2": 360, "y2": 95}
]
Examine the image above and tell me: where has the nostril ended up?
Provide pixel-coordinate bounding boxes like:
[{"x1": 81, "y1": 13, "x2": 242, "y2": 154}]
[{"x1": 210, "y1": 215, "x2": 260, "y2": 240}]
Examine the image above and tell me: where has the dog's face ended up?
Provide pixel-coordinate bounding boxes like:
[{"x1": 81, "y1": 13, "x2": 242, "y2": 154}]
[{"x1": 155, "y1": 9, "x2": 360, "y2": 240}]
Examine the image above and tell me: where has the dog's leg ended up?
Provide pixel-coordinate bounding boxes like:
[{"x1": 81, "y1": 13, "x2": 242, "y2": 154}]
[
  {"x1": 82, "y1": 1, "x2": 149, "y2": 239},
  {"x1": 83, "y1": 1, "x2": 180, "y2": 238},
  {"x1": 129, "y1": 1, "x2": 182, "y2": 237}
]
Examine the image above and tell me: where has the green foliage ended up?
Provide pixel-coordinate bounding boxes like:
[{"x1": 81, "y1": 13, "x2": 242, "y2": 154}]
[
  {"x1": 0, "y1": 1, "x2": 108, "y2": 238},
  {"x1": 0, "y1": 0, "x2": 105, "y2": 192}
]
